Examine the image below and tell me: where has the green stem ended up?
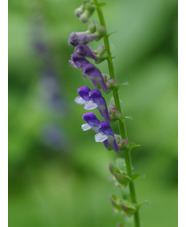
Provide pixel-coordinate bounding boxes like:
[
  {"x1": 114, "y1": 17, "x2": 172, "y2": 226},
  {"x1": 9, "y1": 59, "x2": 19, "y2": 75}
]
[{"x1": 93, "y1": 1, "x2": 141, "y2": 226}]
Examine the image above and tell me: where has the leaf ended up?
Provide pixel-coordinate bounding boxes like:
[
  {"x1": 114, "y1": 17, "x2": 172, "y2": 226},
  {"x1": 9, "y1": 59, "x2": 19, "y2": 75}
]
[
  {"x1": 128, "y1": 141, "x2": 140, "y2": 151},
  {"x1": 137, "y1": 200, "x2": 151, "y2": 209},
  {"x1": 132, "y1": 173, "x2": 145, "y2": 181}
]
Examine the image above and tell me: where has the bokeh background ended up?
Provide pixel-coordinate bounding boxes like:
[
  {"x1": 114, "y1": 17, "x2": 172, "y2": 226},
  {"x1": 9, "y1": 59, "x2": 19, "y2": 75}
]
[{"x1": 8, "y1": 0, "x2": 178, "y2": 226}]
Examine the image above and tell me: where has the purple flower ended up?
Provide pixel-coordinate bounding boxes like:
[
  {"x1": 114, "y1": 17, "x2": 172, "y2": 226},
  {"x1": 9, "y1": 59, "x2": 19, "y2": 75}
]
[
  {"x1": 75, "y1": 44, "x2": 97, "y2": 60},
  {"x1": 82, "y1": 63, "x2": 108, "y2": 93},
  {"x1": 70, "y1": 54, "x2": 108, "y2": 93},
  {"x1": 97, "y1": 121, "x2": 119, "y2": 153},
  {"x1": 82, "y1": 112, "x2": 110, "y2": 149},
  {"x1": 84, "y1": 89, "x2": 110, "y2": 122},
  {"x1": 68, "y1": 32, "x2": 97, "y2": 46}
]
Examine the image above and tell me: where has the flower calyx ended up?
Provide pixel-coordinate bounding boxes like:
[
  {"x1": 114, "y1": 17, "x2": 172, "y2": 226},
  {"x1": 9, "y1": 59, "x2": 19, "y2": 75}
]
[
  {"x1": 94, "y1": 45, "x2": 108, "y2": 63},
  {"x1": 110, "y1": 194, "x2": 137, "y2": 217},
  {"x1": 108, "y1": 104, "x2": 122, "y2": 122},
  {"x1": 106, "y1": 78, "x2": 119, "y2": 91},
  {"x1": 109, "y1": 163, "x2": 131, "y2": 188}
]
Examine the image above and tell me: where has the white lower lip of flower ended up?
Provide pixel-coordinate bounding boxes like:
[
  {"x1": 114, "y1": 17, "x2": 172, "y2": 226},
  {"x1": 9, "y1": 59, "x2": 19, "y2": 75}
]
[
  {"x1": 95, "y1": 132, "x2": 108, "y2": 142},
  {"x1": 84, "y1": 100, "x2": 98, "y2": 110},
  {"x1": 81, "y1": 123, "x2": 91, "y2": 131},
  {"x1": 74, "y1": 96, "x2": 87, "y2": 105}
]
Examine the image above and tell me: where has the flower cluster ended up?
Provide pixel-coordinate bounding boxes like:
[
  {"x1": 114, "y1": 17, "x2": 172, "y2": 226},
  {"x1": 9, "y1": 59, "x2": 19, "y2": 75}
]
[{"x1": 68, "y1": 3, "x2": 120, "y2": 153}]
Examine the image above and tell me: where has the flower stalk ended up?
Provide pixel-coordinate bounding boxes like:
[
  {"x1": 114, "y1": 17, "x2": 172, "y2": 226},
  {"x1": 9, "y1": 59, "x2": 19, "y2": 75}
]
[{"x1": 93, "y1": 0, "x2": 141, "y2": 226}]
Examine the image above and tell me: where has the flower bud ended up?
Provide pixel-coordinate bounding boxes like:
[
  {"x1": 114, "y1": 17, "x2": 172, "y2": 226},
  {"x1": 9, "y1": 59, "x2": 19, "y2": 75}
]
[
  {"x1": 74, "y1": 5, "x2": 85, "y2": 18},
  {"x1": 75, "y1": 2, "x2": 95, "y2": 23},
  {"x1": 88, "y1": 23, "x2": 96, "y2": 33},
  {"x1": 95, "y1": 25, "x2": 106, "y2": 40},
  {"x1": 68, "y1": 32, "x2": 97, "y2": 46}
]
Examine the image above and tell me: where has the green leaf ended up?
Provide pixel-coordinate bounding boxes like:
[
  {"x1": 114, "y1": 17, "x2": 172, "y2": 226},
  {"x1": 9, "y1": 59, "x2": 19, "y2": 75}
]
[
  {"x1": 128, "y1": 141, "x2": 140, "y2": 151},
  {"x1": 137, "y1": 200, "x2": 151, "y2": 209},
  {"x1": 132, "y1": 173, "x2": 145, "y2": 181}
]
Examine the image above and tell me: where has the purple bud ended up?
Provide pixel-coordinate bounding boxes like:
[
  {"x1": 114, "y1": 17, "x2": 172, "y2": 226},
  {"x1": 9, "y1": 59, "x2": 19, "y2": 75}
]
[
  {"x1": 98, "y1": 121, "x2": 119, "y2": 153},
  {"x1": 68, "y1": 32, "x2": 96, "y2": 46},
  {"x1": 82, "y1": 63, "x2": 108, "y2": 93},
  {"x1": 75, "y1": 45, "x2": 97, "y2": 60},
  {"x1": 88, "y1": 89, "x2": 110, "y2": 122}
]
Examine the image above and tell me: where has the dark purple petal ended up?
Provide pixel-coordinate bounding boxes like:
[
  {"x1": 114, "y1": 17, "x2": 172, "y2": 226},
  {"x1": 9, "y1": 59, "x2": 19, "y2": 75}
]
[
  {"x1": 70, "y1": 54, "x2": 89, "y2": 68},
  {"x1": 82, "y1": 63, "x2": 108, "y2": 93},
  {"x1": 77, "y1": 86, "x2": 91, "y2": 101},
  {"x1": 82, "y1": 112, "x2": 100, "y2": 132},
  {"x1": 75, "y1": 45, "x2": 97, "y2": 60}
]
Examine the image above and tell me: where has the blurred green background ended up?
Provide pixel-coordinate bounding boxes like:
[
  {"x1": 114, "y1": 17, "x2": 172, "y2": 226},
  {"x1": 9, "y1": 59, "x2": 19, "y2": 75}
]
[{"x1": 8, "y1": 0, "x2": 178, "y2": 226}]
